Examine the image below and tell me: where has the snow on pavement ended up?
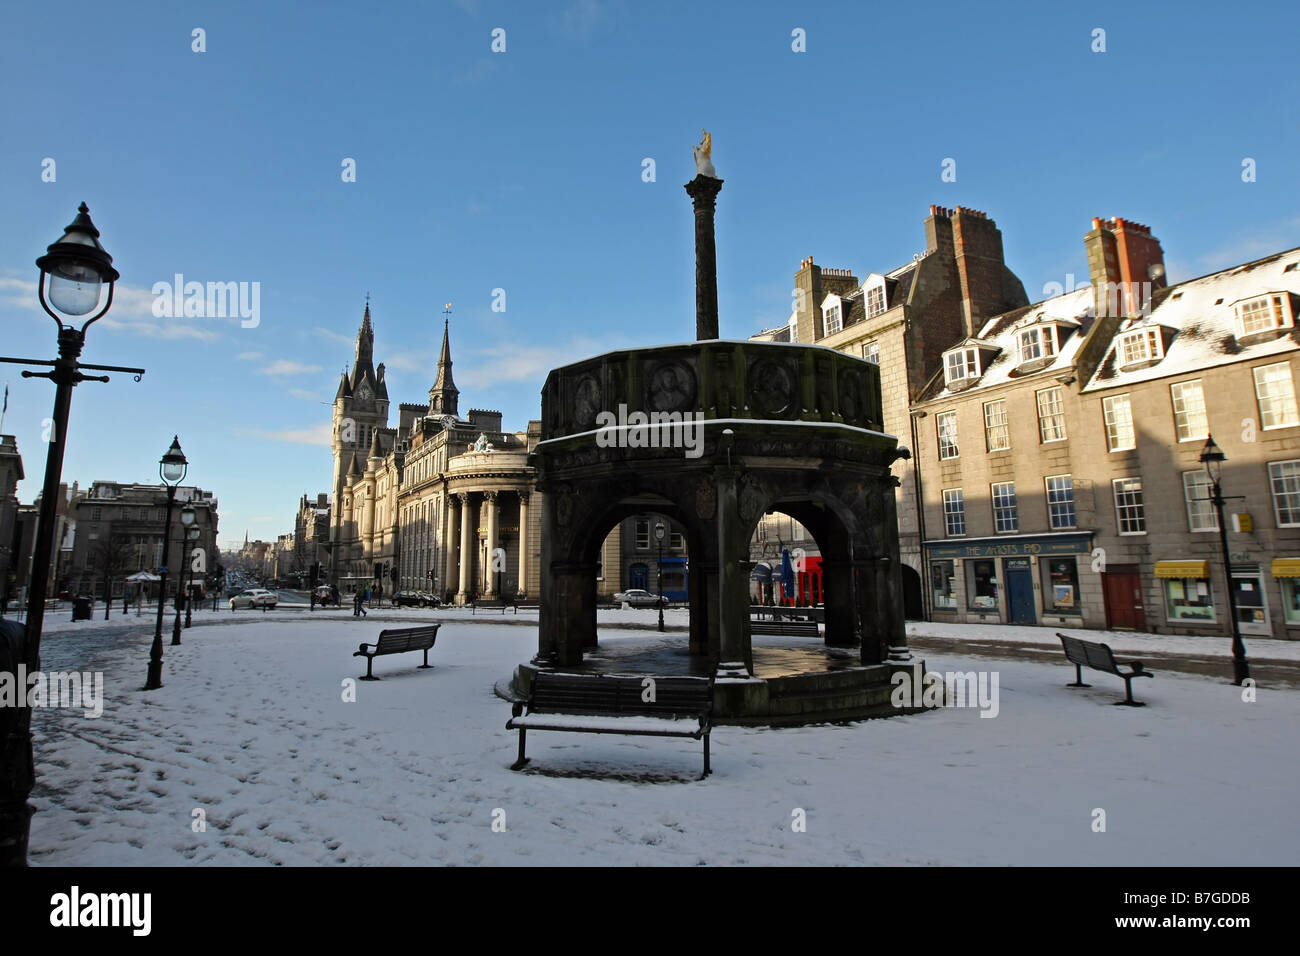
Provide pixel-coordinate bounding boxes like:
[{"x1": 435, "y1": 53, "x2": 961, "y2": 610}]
[{"x1": 23, "y1": 614, "x2": 1300, "y2": 866}]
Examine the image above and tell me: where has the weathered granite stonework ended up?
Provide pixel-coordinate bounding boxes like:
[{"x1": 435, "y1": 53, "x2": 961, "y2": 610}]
[{"x1": 530, "y1": 340, "x2": 912, "y2": 696}]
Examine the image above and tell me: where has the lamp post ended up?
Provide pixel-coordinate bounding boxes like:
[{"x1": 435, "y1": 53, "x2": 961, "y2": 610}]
[
  {"x1": 0, "y1": 205, "x2": 146, "y2": 866},
  {"x1": 173, "y1": 504, "x2": 195, "y2": 643},
  {"x1": 654, "y1": 519, "x2": 666, "y2": 632},
  {"x1": 184, "y1": 524, "x2": 200, "y2": 627},
  {"x1": 148, "y1": 439, "x2": 188, "y2": 683},
  {"x1": 1200, "y1": 436, "x2": 1251, "y2": 685}
]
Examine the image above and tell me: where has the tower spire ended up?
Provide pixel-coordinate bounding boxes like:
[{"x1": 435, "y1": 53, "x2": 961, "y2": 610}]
[
  {"x1": 430, "y1": 310, "x2": 459, "y2": 417},
  {"x1": 351, "y1": 298, "x2": 376, "y2": 391}
]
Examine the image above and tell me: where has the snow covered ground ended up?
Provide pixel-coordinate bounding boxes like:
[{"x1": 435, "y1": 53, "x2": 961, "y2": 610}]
[{"x1": 19, "y1": 610, "x2": 1300, "y2": 866}]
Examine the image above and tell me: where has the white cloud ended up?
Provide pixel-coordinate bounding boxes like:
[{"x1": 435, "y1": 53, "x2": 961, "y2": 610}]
[
  {"x1": 288, "y1": 388, "x2": 320, "y2": 401},
  {"x1": 236, "y1": 351, "x2": 264, "y2": 361},
  {"x1": 261, "y1": 360, "x2": 322, "y2": 376},
  {"x1": 384, "y1": 351, "x2": 431, "y2": 373},
  {"x1": 0, "y1": 277, "x2": 225, "y2": 342},
  {"x1": 456, "y1": 338, "x2": 610, "y2": 388},
  {"x1": 313, "y1": 327, "x2": 353, "y2": 346},
  {"x1": 240, "y1": 422, "x2": 333, "y2": 446}
]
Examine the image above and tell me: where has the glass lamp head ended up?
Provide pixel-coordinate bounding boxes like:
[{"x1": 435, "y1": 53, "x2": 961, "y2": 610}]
[
  {"x1": 159, "y1": 436, "x2": 188, "y2": 485},
  {"x1": 1200, "y1": 435, "x2": 1225, "y2": 484},
  {"x1": 35, "y1": 202, "x2": 120, "y2": 319}
]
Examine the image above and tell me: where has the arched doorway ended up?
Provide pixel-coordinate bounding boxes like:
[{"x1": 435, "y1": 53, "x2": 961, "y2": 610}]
[{"x1": 901, "y1": 565, "x2": 924, "y2": 620}]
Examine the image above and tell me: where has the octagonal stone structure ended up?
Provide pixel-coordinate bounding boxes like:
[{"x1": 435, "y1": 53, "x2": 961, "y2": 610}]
[{"x1": 525, "y1": 339, "x2": 915, "y2": 719}]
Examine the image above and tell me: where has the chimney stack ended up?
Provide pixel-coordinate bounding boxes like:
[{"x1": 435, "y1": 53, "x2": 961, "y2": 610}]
[
  {"x1": 1085, "y1": 217, "x2": 1166, "y2": 317},
  {"x1": 925, "y1": 204, "x2": 1024, "y2": 335}
]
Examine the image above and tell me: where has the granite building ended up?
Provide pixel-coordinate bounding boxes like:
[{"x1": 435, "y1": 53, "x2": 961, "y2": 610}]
[{"x1": 911, "y1": 217, "x2": 1300, "y2": 640}]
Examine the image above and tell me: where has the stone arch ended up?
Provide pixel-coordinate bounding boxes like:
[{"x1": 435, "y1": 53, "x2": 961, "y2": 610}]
[{"x1": 540, "y1": 488, "x2": 713, "y2": 666}]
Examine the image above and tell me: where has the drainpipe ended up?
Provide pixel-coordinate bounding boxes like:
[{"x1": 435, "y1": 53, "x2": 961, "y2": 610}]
[{"x1": 910, "y1": 409, "x2": 930, "y2": 622}]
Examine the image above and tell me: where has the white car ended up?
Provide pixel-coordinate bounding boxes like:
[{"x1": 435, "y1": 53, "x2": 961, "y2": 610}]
[
  {"x1": 613, "y1": 589, "x2": 668, "y2": 608},
  {"x1": 230, "y1": 588, "x2": 278, "y2": 610}
]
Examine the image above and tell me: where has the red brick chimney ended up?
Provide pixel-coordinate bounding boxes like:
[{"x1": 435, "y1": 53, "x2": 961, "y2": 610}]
[{"x1": 1084, "y1": 217, "x2": 1166, "y2": 317}]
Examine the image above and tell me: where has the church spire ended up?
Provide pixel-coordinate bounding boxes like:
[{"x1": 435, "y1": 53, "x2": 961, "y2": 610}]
[
  {"x1": 429, "y1": 315, "x2": 459, "y2": 417},
  {"x1": 351, "y1": 299, "x2": 376, "y2": 392}
]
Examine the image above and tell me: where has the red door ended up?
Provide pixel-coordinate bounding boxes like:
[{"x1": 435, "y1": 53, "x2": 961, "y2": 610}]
[{"x1": 1102, "y1": 571, "x2": 1146, "y2": 630}]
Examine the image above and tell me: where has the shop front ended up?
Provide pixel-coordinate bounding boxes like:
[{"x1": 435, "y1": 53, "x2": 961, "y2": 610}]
[{"x1": 923, "y1": 533, "x2": 1094, "y2": 627}]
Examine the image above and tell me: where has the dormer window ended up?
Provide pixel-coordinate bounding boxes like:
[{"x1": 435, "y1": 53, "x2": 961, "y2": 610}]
[
  {"x1": 1234, "y1": 294, "x2": 1292, "y2": 338},
  {"x1": 944, "y1": 347, "x2": 980, "y2": 384},
  {"x1": 865, "y1": 283, "x2": 886, "y2": 318},
  {"x1": 823, "y1": 303, "x2": 842, "y2": 336},
  {"x1": 1017, "y1": 326, "x2": 1057, "y2": 365},
  {"x1": 1118, "y1": 327, "x2": 1164, "y2": 366}
]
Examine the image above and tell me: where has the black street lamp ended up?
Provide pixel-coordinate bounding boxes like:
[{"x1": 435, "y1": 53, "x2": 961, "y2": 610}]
[
  {"x1": 173, "y1": 504, "x2": 195, "y2": 643},
  {"x1": 1201, "y1": 435, "x2": 1251, "y2": 685},
  {"x1": 0, "y1": 205, "x2": 144, "y2": 866},
  {"x1": 148, "y1": 439, "x2": 187, "y2": 682},
  {"x1": 654, "y1": 519, "x2": 666, "y2": 632},
  {"x1": 185, "y1": 524, "x2": 200, "y2": 628}
]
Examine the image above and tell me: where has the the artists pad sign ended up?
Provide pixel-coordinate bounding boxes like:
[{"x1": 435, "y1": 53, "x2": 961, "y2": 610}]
[{"x1": 926, "y1": 534, "x2": 1092, "y2": 561}]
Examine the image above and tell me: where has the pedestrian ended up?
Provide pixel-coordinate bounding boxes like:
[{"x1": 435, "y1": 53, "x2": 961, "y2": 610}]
[{"x1": 354, "y1": 589, "x2": 367, "y2": 617}]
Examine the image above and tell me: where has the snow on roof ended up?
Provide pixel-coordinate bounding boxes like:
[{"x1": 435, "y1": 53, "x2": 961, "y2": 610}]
[
  {"x1": 1082, "y1": 247, "x2": 1300, "y2": 393},
  {"x1": 925, "y1": 286, "x2": 1096, "y2": 401}
]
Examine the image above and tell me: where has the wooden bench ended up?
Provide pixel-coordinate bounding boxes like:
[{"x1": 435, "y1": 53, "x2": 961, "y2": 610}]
[
  {"x1": 750, "y1": 619, "x2": 820, "y2": 637},
  {"x1": 353, "y1": 625, "x2": 440, "y2": 680},
  {"x1": 506, "y1": 672, "x2": 714, "y2": 778},
  {"x1": 1057, "y1": 633, "x2": 1153, "y2": 706},
  {"x1": 750, "y1": 605, "x2": 824, "y2": 623},
  {"x1": 472, "y1": 599, "x2": 509, "y2": 615}
]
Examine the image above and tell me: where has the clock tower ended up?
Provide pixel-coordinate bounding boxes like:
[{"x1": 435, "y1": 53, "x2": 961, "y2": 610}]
[{"x1": 331, "y1": 300, "x2": 391, "y2": 556}]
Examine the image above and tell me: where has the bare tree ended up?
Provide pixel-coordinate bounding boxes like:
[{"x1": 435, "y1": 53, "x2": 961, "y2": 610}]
[{"x1": 92, "y1": 536, "x2": 137, "y2": 620}]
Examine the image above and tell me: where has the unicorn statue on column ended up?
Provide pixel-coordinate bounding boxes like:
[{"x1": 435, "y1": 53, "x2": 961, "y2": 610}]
[{"x1": 693, "y1": 128, "x2": 717, "y2": 178}]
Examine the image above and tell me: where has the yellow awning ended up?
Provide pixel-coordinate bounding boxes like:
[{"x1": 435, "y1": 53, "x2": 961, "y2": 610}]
[
  {"x1": 1271, "y1": 558, "x2": 1300, "y2": 578},
  {"x1": 1154, "y1": 560, "x2": 1210, "y2": 579}
]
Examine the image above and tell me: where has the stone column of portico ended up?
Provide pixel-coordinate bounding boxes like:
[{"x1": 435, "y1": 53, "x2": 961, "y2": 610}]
[
  {"x1": 714, "y1": 469, "x2": 751, "y2": 678},
  {"x1": 485, "y1": 491, "x2": 499, "y2": 598},
  {"x1": 516, "y1": 492, "x2": 529, "y2": 598},
  {"x1": 456, "y1": 493, "x2": 472, "y2": 605},
  {"x1": 821, "y1": 558, "x2": 858, "y2": 647},
  {"x1": 444, "y1": 494, "x2": 459, "y2": 602},
  {"x1": 881, "y1": 486, "x2": 912, "y2": 665}
]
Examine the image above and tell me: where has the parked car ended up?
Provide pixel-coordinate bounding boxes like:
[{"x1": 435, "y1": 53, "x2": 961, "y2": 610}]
[
  {"x1": 393, "y1": 590, "x2": 435, "y2": 608},
  {"x1": 230, "y1": 588, "x2": 278, "y2": 610},
  {"x1": 613, "y1": 589, "x2": 669, "y2": 608},
  {"x1": 417, "y1": 591, "x2": 441, "y2": 607}
]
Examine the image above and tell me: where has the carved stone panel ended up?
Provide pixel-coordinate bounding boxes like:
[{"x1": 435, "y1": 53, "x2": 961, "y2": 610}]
[
  {"x1": 573, "y1": 375, "x2": 601, "y2": 432},
  {"x1": 646, "y1": 360, "x2": 697, "y2": 414},
  {"x1": 749, "y1": 358, "x2": 796, "y2": 419}
]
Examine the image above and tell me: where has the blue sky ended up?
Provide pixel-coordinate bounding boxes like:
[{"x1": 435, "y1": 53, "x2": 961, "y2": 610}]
[{"x1": 2, "y1": 0, "x2": 1297, "y2": 549}]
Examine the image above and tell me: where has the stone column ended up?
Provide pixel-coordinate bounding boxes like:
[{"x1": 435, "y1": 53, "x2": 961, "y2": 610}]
[
  {"x1": 882, "y1": 487, "x2": 912, "y2": 664},
  {"x1": 485, "y1": 491, "x2": 499, "y2": 598},
  {"x1": 821, "y1": 558, "x2": 858, "y2": 647},
  {"x1": 456, "y1": 493, "x2": 472, "y2": 604},
  {"x1": 444, "y1": 493, "x2": 459, "y2": 601},
  {"x1": 516, "y1": 492, "x2": 529, "y2": 598},
  {"x1": 684, "y1": 174, "x2": 724, "y2": 341},
  {"x1": 714, "y1": 472, "x2": 750, "y2": 677}
]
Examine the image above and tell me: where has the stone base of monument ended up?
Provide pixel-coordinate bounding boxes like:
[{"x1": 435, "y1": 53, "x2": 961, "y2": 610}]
[{"x1": 498, "y1": 637, "x2": 933, "y2": 726}]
